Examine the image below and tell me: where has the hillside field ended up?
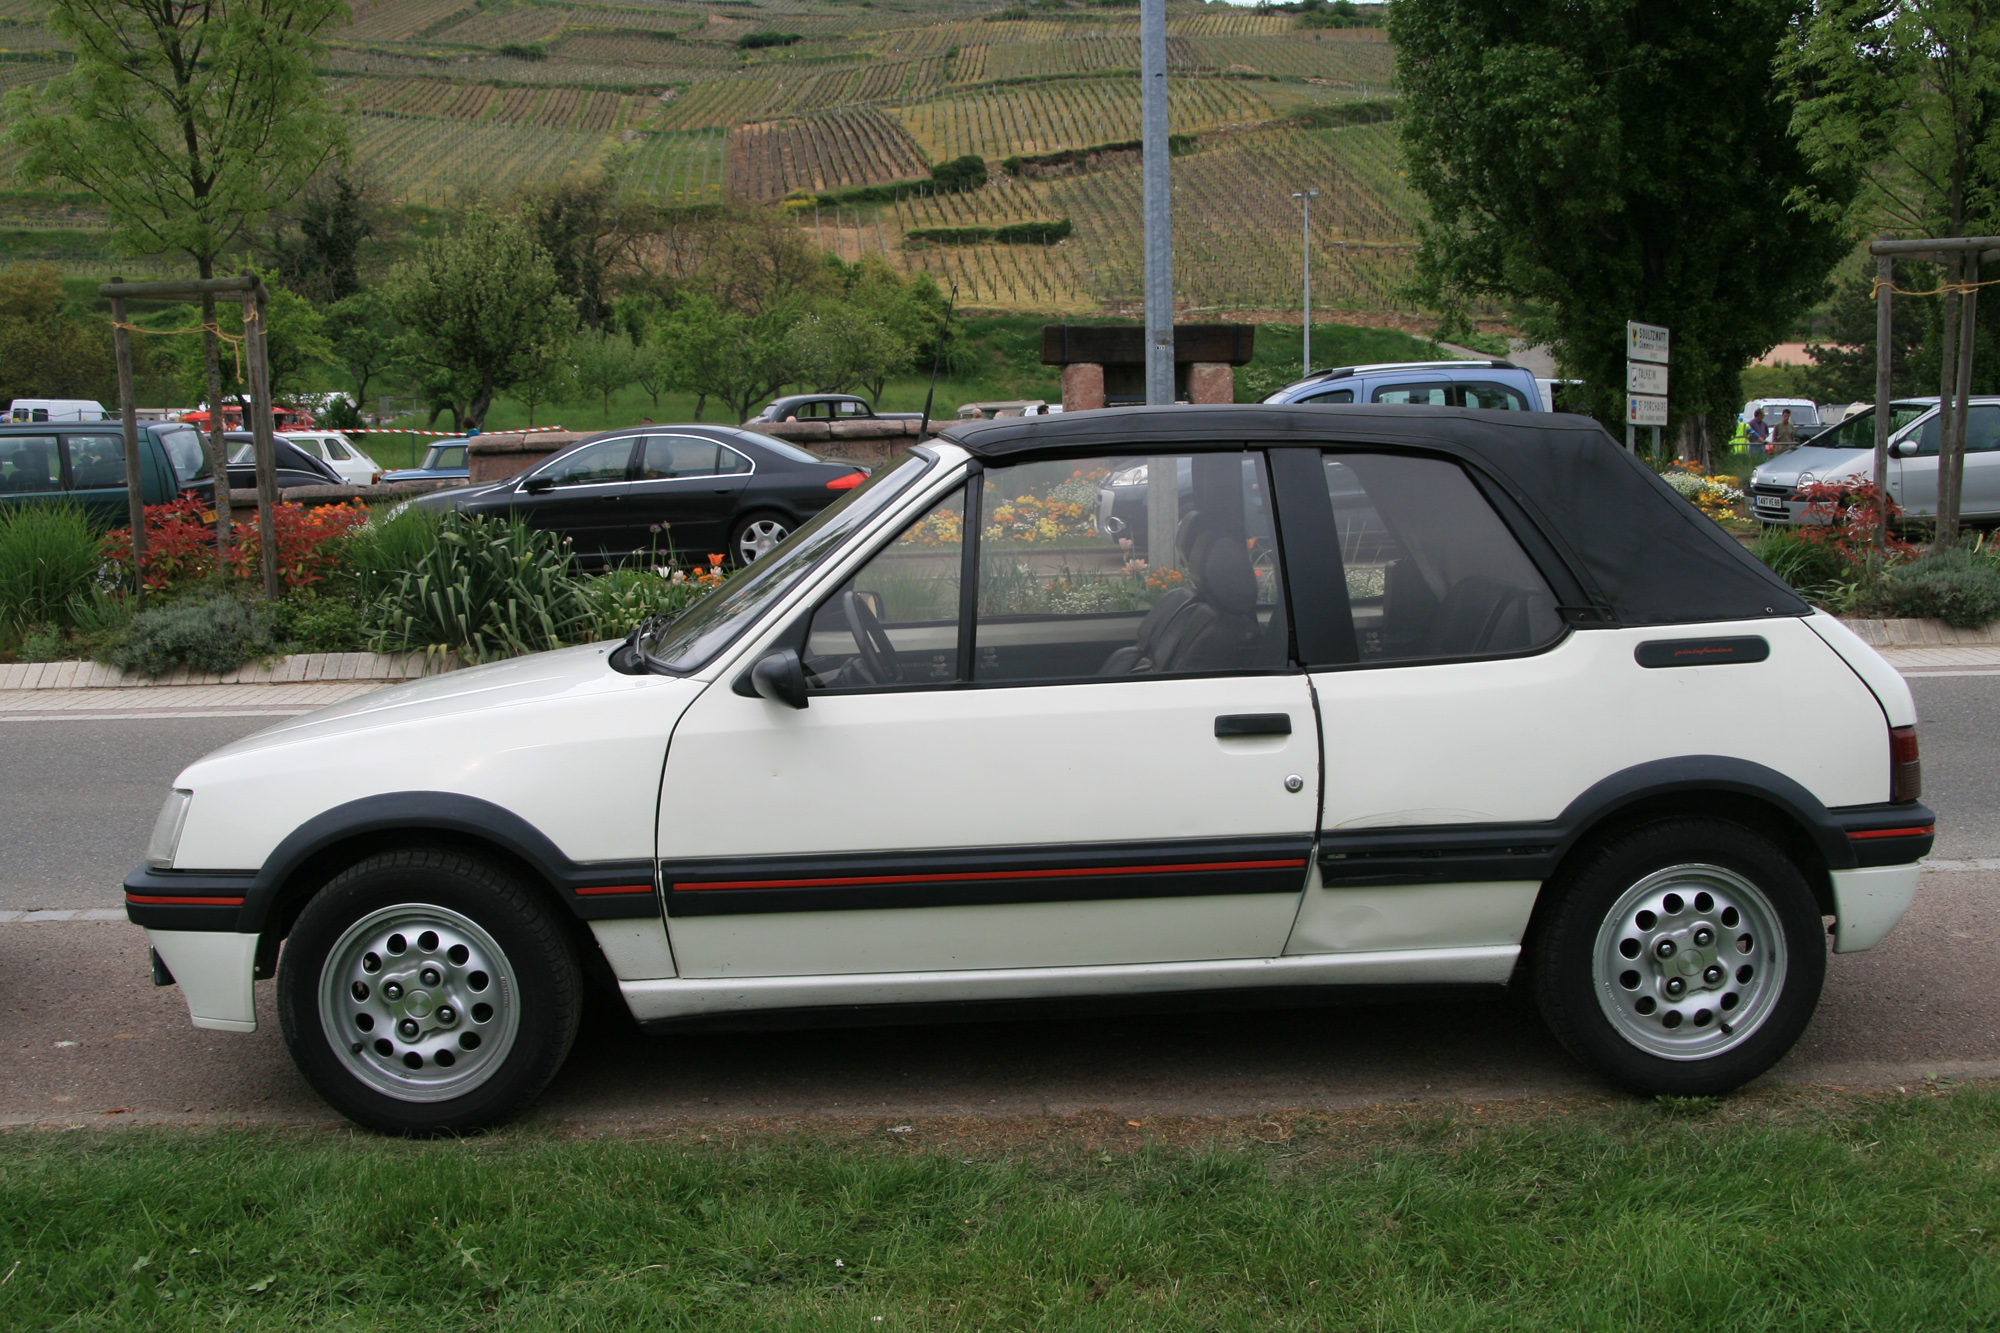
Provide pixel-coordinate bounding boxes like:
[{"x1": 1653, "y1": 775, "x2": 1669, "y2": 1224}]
[{"x1": 0, "y1": 0, "x2": 1422, "y2": 318}]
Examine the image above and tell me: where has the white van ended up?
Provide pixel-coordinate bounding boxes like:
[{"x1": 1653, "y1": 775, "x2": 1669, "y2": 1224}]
[{"x1": 8, "y1": 399, "x2": 111, "y2": 423}]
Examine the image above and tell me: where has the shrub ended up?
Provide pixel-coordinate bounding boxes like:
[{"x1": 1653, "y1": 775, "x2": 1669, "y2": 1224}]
[
  {"x1": 17, "y1": 625, "x2": 63, "y2": 661},
  {"x1": 0, "y1": 503, "x2": 103, "y2": 633},
  {"x1": 929, "y1": 154, "x2": 988, "y2": 193},
  {"x1": 498, "y1": 42, "x2": 546, "y2": 60},
  {"x1": 368, "y1": 510, "x2": 584, "y2": 663},
  {"x1": 106, "y1": 595, "x2": 278, "y2": 677},
  {"x1": 341, "y1": 505, "x2": 447, "y2": 601},
  {"x1": 735, "y1": 31, "x2": 800, "y2": 49},
  {"x1": 1751, "y1": 528, "x2": 1851, "y2": 593},
  {"x1": 576, "y1": 567, "x2": 715, "y2": 642},
  {"x1": 276, "y1": 595, "x2": 367, "y2": 652},
  {"x1": 1868, "y1": 550, "x2": 2000, "y2": 628},
  {"x1": 101, "y1": 496, "x2": 369, "y2": 594}
]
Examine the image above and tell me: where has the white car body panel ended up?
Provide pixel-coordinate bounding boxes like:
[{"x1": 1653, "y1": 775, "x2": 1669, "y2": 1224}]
[
  {"x1": 1285, "y1": 873, "x2": 1541, "y2": 956},
  {"x1": 170, "y1": 643, "x2": 704, "y2": 871},
  {"x1": 1829, "y1": 864, "x2": 1922, "y2": 953},
  {"x1": 1804, "y1": 612, "x2": 1914, "y2": 729},
  {"x1": 619, "y1": 944, "x2": 1523, "y2": 1023},
  {"x1": 588, "y1": 919, "x2": 678, "y2": 980},
  {"x1": 147, "y1": 929, "x2": 260, "y2": 1031},
  {"x1": 1312, "y1": 616, "x2": 1887, "y2": 829}
]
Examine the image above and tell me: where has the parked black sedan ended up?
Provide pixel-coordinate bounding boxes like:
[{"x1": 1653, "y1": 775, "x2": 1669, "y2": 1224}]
[
  {"x1": 403, "y1": 425, "x2": 869, "y2": 567},
  {"x1": 222, "y1": 431, "x2": 344, "y2": 490}
]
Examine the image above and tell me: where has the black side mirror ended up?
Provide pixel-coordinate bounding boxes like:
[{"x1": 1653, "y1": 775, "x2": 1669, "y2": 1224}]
[
  {"x1": 748, "y1": 647, "x2": 809, "y2": 709},
  {"x1": 523, "y1": 475, "x2": 553, "y2": 494}
]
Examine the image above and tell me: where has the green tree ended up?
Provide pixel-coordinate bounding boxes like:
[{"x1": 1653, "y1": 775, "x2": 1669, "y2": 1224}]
[
  {"x1": 524, "y1": 169, "x2": 652, "y2": 330},
  {"x1": 323, "y1": 289, "x2": 399, "y2": 413},
  {"x1": 6, "y1": 0, "x2": 350, "y2": 553},
  {"x1": 385, "y1": 210, "x2": 576, "y2": 429},
  {"x1": 1782, "y1": 0, "x2": 2000, "y2": 545},
  {"x1": 787, "y1": 306, "x2": 907, "y2": 396},
  {"x1": 511, "y1": 335, "x2": 575, "y2": 428},
  {"x1": 568, "y1": 326, "x2": 638, "y2": 423},
  {"x1": 657, "y1": 293, "x2": 800, "y2": 423},
  {"x1": 0, "y1": 262, "x2": 118, "y2": 404},
  {"x1": 1388, "y1": 0, "x2": 1855, "y2": 457},
  {"x1": 266, "y1": 173, "x2": 373, "y2": 305}
]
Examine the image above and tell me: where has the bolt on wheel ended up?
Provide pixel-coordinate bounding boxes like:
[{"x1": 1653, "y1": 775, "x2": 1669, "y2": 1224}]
[
  {"x1": 1592, "y1": 863, "x2": 1786, "y2": 1061},
  {"x1": 318, "y1": 903, "x2": 520, "y2": 1103}
]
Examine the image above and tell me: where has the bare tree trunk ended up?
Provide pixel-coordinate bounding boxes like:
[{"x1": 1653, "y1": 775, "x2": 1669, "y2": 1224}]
[
  {"x1": 1935, "y1": 253, "x2": 1963, "y2": 551},
  {"x1": 198, "y1": 264, "x2": 233, "y2": 566},
  {"x1": 1944, "y1": 257, "x2": 1980, "y2": 549}
]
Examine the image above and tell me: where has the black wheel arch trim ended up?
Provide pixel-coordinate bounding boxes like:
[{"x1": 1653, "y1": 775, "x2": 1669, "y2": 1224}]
[
  {"x1": 1319, "y1": 756, "x2": 1925, "y2": 887},
  {"x1": 123, "y1": 792, "x2": 659, "y2": 936}
]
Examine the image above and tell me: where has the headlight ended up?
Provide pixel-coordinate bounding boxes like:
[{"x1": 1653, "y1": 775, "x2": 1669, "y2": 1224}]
[
  {"x1": 1794, "y1": 472, "x2": 1816, "y2": 490},
  {"x1": 1106, "y1": 464, "x2": 1148, "y2": 488},
  {"x1": 147, "y1": 789, "x2": 192, "y2": 870}
]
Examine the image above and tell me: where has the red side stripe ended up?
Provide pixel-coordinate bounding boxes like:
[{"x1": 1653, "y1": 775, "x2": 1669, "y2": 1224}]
[
  {"x1": 574, "y1": 883, "x2": 656, "y2": 896},
  {"x1": 1847, "y1": 826, "x2": 1934, "y2": 841},
  {"x1": 125, "y1": 893, "x2": 245, "y2": 907},
  {"x1": 675, "y1": 858, "x2": 1307, "y2": 893}
]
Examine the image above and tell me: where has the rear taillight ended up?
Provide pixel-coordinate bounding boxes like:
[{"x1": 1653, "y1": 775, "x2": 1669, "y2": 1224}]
[
  {"x1": 1890, "y1": 725, "x2": 1922, "y2": 802},
  {"x1": 826, "y1": 472, "x2": 864, "y2": 490}
]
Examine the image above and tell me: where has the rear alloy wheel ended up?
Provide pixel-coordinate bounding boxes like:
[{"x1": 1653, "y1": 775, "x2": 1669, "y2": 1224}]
[
  {"x1": 278, "y1": 850, "x2": 580, "y2": 1135},
  {"x1": 729, "y1": 512, "x2": 792, "y2": 565},
  {"x1": 1531, "y1": 818, "x2": 1825, "y2": 1096}
]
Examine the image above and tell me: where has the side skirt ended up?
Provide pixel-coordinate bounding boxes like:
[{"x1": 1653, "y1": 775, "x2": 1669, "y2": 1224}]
[{"x1": 619, "y1": 945, "x2": 1519, "y2": 1025}]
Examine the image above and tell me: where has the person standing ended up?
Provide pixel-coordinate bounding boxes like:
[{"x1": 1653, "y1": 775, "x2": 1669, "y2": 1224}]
[
  {"x1": 1746, "y1": 407, "x2": 1770, "y2": 454},
  {"x1": 1771, "y1": 409, "x2": 1798, "y2": 453}
]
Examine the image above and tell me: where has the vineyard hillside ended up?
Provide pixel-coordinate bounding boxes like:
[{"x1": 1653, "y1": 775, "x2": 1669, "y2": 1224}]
[{"x1": 0, "y1": 0, "x2": 1424, "y2": 316}]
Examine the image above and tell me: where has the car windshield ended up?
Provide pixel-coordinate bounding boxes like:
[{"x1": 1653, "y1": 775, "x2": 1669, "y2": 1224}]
[
  {"x1": 155, "y1": 425, "x2": 208, "y2": 481},
  {"x1": 636, "y1": 451, "x2": 935, "y2": 673},
  {"x1": 1810, "y1": 403, "x2": 1930, "y2": 453}
]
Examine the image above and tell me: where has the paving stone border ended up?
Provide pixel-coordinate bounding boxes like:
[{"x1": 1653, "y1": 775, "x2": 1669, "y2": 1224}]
[
  {"x1": 0, "y1": 651, "x2": 458, "y2": 691},
  {"x1": 1839, "y1": 618, "x2": 2000, "y2": 646}
]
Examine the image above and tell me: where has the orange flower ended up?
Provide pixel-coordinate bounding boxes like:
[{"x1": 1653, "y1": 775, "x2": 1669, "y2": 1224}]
[{"x1": 708, "y1": 553, "x2": 724, "y2": 566}]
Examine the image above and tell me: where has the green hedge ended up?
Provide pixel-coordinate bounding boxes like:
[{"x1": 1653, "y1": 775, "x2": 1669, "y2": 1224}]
[{"x1": 906, "y1": 218, "x2": 1073, "y2": 247}]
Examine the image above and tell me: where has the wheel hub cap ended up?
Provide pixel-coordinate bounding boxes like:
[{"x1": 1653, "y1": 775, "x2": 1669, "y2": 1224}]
[
  {"x1": 318, "y1": 903, "x2": 519, "y2": 1102},
  {"x1": 1592, "y1": 863, "x2": 1786, "y2": 1061}
]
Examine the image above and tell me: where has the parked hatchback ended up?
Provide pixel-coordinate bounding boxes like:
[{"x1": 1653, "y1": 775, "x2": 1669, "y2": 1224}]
[
  {"x1": 1747, "y1": 397, "x2": 2000, "y2": 526},
  {"x1": 129, "y1": 405, "x2": 1930, "y2": 1134},
  {"x1": 1263, "y1": 360, "x2": 1547, "y2": 411},
  {"x1": 404, "y1": 425, "x2": 867, "y2": 567}
]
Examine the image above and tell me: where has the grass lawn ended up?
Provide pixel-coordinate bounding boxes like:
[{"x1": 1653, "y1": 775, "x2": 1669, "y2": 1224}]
[{"x1": 2, "y1": 1085, "x2": 1996, "y2": 1329}]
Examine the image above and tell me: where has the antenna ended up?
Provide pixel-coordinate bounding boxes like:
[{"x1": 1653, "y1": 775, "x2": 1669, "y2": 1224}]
[{"x1": 918, "y1": 282, "x2": 958, "y2": 441}]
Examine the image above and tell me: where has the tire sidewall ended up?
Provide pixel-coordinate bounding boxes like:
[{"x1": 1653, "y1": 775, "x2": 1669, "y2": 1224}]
[
  {"x1": 277, "y1": 853, "x2": 579, "y2": 1135},
  {"x1": 1532, "y1": 817, "x2": 1827, "y2": 1097}
]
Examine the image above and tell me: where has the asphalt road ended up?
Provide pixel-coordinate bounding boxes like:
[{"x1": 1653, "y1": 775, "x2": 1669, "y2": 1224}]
[{"x1": 0, "y1": 675, "x2": 1994, "y2": 1125}]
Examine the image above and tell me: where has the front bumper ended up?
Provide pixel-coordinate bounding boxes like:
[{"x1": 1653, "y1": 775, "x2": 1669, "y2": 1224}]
[{"x1": 144, "y1": 928, "x2": 259, "y2": 1031}]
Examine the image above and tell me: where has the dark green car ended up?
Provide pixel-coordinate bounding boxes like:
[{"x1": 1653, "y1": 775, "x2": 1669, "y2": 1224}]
[{"x1": 0, "y1": 419, "x2": 212, "y2": 522}]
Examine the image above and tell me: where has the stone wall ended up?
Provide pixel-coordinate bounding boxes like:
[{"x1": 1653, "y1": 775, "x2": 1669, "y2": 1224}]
[
  {"x1": 468, "y1": 431, "x2": 592, "y2": 483},
  {"x1": 740, "y1": 417, "x2": 927, "y2": 468}
]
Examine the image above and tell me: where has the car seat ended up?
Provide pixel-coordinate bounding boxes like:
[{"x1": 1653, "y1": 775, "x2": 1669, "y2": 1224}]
[
  {"x1": 1423, "y1": 575, "x2": 1535, "y2": 658},
  {"x1": 1100, "y1": 512, "x2": 1266, "y2": 674}
]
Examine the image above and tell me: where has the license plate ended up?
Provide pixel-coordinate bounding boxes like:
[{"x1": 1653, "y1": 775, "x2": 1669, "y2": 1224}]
[{"x1": 1755, "y1": 496, "x2": 1788, "y2": 512}]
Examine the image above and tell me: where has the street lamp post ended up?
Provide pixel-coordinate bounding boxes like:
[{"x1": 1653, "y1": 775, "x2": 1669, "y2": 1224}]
[{"x1": 1293, "y1": 189, "x2": 1319, "y2": 377}]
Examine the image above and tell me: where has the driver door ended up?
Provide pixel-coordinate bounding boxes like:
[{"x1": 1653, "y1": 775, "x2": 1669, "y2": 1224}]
[{"x1": 657, "y1": 451, "x2": 1320, "y2": 980}]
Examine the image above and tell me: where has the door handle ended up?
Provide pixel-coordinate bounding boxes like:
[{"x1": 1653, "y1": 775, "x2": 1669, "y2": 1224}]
[{"x1": 1215, "y1": 713, "x2": 1292, "y2": 737}]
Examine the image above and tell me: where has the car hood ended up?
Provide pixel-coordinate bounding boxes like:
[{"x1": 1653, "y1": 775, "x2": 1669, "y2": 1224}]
[
  {"x1": 1750, "y1": 444, "x2": 1879, "y2": 489},
  {"x1": 192, "y1": 642, "x2": 683, "y2": 763}
]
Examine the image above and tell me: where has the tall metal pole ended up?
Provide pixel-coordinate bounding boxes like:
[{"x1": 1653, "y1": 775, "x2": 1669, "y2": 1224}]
[
  {"x1": 1873, "y1": 241, "x2": 1893, "y2": 551},
  {"x1": 108, "y1": 277, "x2": 146, "y2": 584},
  {"x1": 1294, "y1": 189, "x2": 1318, "y2": 377},
  {"x1": 1140, "y1": 0, "x2": 1174, "y2": 406}
]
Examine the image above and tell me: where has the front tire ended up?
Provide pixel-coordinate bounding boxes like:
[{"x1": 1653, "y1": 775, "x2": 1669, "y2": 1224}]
[
  {"x1": 277, "y1": 850, "x2": 581, "y2": 1135},
  {"x1": 729, "y1": 511, "x2": 792, "y2": 565},
  {"x1": 1530, "y1": 817, "x2": 1825, "y2": 1097}
]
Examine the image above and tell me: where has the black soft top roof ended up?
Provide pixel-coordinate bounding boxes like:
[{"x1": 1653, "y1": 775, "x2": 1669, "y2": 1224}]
[{"x1": 937, "y1": 404, "x2": 1808, "y2": 628}]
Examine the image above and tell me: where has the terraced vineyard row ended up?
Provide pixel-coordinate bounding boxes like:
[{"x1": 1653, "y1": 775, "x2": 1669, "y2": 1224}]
[
  {"x1": 355, "y1": 118, "x2": 617, "y2": 206},
  {"x1": 893, "y1": 77, "x2": 1276, "y2": 163},
  {"x1": 346, "y1": 0, "x2": 474, "y2": 42},
  {"x1": 1191, "y1": 34, "x2": 1396, "y2": 84},
  {"x1": 623, "y1": 126, "x2": 728, "y2": 204},
  {"x1": 979, "y1": 36, "x2": 1219, "y2": 81},
  {"x1": 655, "y1": 66, "x2": 869, "y2": 131},
  {"x1": 728, "y1": 107, "x2": 928, "y2": 201},
  {"x1": 347, "y1": 77, "x2": 648, "y2": 132},
  {"x1": 434, "y1": 5, "x2": 565, "y2": 45},
  {"x1": 1165, "y1": 11, "x2": 1293, "y2": 37}
]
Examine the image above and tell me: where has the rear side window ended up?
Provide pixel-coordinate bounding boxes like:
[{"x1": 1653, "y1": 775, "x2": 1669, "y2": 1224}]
[
  {"x1": 1459, "y1": 381, "x2": 1529, "y2": 411},
  {"x1": 1323, "y1": 452, "x2": 1563, "y2": 663},
  {"x1": 0, "y1": 435, "x2": 60, "y2": 492},
  {"x1": 639, "y1": 435, "x2": 752, "y2": 479},
  {"x1": 63, "y1": 433, "x2": 126, "y2": 489},
  {"x1": 1372, "y1": 382, "x2": 1449, "y2": 406},
  {"x1": 1300, "y1": 388, "x2": 1354, "y2": 405}
]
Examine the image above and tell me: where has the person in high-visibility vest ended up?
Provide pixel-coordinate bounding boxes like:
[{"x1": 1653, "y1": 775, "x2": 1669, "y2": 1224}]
[{"x1": 1729, "y1": 418, "x2": 1751, "y2": 451}]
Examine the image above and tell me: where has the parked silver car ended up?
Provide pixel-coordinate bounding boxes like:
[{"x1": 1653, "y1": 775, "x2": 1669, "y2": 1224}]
[{"x1": 1749, "y1": 399, "x2": 1939, "y2": 525}]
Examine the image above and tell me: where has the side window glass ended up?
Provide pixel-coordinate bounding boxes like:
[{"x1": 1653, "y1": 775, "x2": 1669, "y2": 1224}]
[
  {"x1": 803, "y1": 485, "x2": 964, "y2": 690},
  {"x1": 437, "y1": 446, "x2": 466, "y2": 469},
  {"x1": 63, "y1": 434, "x2": 126, "y2": 489},
  {"x1": 1967, "y1": 406, "x2": 2000, "y2": 453},
  {"x1": 1458, "y1": 382, "x2": 1528, "y2": 410},
  {"x1": 1372, "y1": 383, "x2": 1449, "y2": 406},
  {"x1": 0, "y1": 436, "x2": 61, "y2": 493},
  {"x1": 1302, "y1": 388, "x2": 1354, "y2": 404},
  {"x1": 716, "y1": 446, "x2": 752, "y2": 475},
  {"x1": 538, "y1": 437, "x2": 634, "y2": 487},
  {"x1": 156, "y1": 426, "x2": 208, "y2": 482},
  {"x1": 1910, "y1": 416, "x2": 1941, "y2": 457},
  {"x1": 292, "y1": 438, "x2": 325, "y2": 459},
  {"x1": 1324, "y1": 452, "x2": 1563, "y2": 663},
  {"x1": 325, "y1": 439, "x2": 353, "y2": 460},
  {"x1": 975, "y1": 452, "x2": 1286, "y2": 683},
  {"x1": 639, "y1": 435, "x2": 721, "y2": 480}
]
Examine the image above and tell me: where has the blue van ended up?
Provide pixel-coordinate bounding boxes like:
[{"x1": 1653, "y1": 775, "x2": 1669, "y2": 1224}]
[{"x1": 1262, "y1": 359, "x2": 1548, "y2": 412}]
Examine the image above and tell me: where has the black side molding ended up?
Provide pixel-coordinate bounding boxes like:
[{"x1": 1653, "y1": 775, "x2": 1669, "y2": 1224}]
[
  {"x1": 1635, "y1": 636, "x2": 1770, "y2": 668},
  {"x1": 1215, "y1": 713, "x2": 1293, "y2": 737}
]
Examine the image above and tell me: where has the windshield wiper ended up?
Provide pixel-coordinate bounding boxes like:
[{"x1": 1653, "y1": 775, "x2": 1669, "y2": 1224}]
[{"x1": 608, "y1": 614, "x2": 673, "y2": 676}]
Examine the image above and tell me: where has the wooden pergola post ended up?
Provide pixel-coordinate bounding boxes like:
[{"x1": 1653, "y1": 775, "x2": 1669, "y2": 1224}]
[{"x1": 96, "y1": 274, "x2": 281, "y2": 597}]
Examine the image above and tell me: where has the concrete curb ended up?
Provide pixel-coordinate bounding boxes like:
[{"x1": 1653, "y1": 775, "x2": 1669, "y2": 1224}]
[
  {"x1": 1839, "y1": 618, "x2": 2000, "y2": 646},
  {"x1": 0, "y1": 651, "x2": 459, "y2": 691}
]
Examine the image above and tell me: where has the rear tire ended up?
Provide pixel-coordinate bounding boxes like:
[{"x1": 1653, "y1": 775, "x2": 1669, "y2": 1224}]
[
  {"x1": 1530, "y1": 817, "x2": 1825, "y2": 1097},
  {"x1": 277, "y1": 849, "x2": 581, "y2": 1135},
  {"x1": 729, "y1": 511, "x2": 792, "y2": 565}
]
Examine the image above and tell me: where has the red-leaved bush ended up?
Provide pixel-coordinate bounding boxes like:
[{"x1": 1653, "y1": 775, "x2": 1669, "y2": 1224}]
[
  {"x1": 1793, "y1": 481, "x2": 1920, "y2": 563},
  {"x1": 103, "y1": 495, "x2": 370, "y2": 594}
]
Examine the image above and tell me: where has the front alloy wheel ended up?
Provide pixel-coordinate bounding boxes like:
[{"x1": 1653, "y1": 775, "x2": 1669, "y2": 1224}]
[
  {"x1": 1532, "y1": 817, "x2": 1825, "y2": 1097},
  {"x1": 731, "y1": 514, "x2": 791, "y2": 564},
  {"x1": 278, "y1": 850, "x2": 580, "y2": 1135}
]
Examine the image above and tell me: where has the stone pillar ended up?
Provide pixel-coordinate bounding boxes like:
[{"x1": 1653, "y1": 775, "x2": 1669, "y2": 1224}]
[
  {"x1": 1188, "y1": 362, "x2": 1234, "y2": 404},
  {"x1": 1061, "y1": 362, "x2": 1106, "y2": 412}
]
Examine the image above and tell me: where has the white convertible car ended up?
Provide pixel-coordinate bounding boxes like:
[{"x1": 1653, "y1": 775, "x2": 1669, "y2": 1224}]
[{"x1": 128, "y1": 406, "x2": 1933, "y2": 1133}]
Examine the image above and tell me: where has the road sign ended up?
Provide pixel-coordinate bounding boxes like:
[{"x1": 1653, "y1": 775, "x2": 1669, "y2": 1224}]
[
  {"x1": 1627, "y1": 393, "x2": 1669, "y2": 427},
  {"x1": 1626, "y1": 362, "x2": 1669, "y2": 396},
  {"x1": 1627, "y1": 321, "x2": 1669, "y2": 364}
]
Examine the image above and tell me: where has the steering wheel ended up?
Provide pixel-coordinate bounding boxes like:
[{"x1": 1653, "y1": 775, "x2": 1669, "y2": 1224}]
[{"x1": 842, "y1": 591, "x2": 905, "y2": 685}]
